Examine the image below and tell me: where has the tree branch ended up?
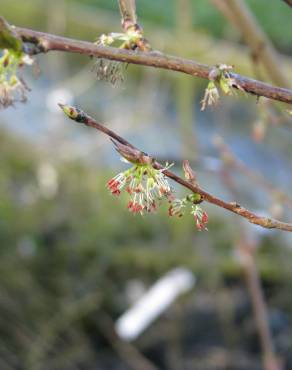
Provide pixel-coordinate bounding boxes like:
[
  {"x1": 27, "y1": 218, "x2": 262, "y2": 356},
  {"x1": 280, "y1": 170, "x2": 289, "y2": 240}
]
[
  {"x1": 210, "y1": 0, "x2": 289, "y2": 88},
  {"x1": 218, "y1": 159, "x2": 280, "y2": 370},
  {"x1": 241, "y1": 243, "x2": 280, "y2": 370},
  {"x1": 214, "y1": 135, "x2": 292, "y2": 210},
  {"x1": 59, "y1": 104, "x2": 292, "y2": 232},
  {"x1": 12, "y1": 25, "x2": 292, "y2": 105},
  {"x1": 118, "y1": 0, "x2": 137, "y2": 30}
]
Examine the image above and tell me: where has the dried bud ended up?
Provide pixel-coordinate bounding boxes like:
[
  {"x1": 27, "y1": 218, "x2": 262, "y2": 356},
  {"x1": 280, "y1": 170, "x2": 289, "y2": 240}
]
[
  {"x1": 182, "y1": 160, "x2": 197, "y2": 185},
  {"x1": 111, "y1": 140, "x2": 145, "y2": 164}
]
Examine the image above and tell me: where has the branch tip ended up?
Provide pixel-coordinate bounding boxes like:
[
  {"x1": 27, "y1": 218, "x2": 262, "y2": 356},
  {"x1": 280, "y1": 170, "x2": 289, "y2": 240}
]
[
  {"x1": 59, "y1": 103, "x2": 87, "y2": 123},
  {"x1": 60, "y1": 105, "x2": 292, "y2": 232}
]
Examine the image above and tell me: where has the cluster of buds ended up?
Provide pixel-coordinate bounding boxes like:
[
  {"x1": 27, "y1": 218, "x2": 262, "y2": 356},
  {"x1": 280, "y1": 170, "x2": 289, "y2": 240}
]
[
  {"x1": 107, "y1": 162, "x2": 172, "y2": 215},
  {"x1": 168, "y1": 194, "x2": 208, "y2": 231},
  {"x1": 201, "y1": 64, "x2": 244, "y2": 111},
  {"x1": 0, "y1": 49, "x2": 33, "y2": 109}
]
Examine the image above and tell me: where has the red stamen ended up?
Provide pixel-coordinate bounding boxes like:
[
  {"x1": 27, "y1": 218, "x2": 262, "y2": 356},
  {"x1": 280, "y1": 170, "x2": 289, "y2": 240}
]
[
  {"x1": 202, "y1": 212, "x2": 208, "y2": 224},
  {"x1": 128, "y1": 201, "x2": 144, "y2": 214}
]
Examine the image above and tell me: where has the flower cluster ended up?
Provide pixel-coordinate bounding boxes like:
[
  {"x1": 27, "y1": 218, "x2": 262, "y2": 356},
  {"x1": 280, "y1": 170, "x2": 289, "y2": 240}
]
[
  {"x1": 93, "y1": 27, "x2": 150, "y2": 86},
  {"x1": 168, "y1": 194, "x2": 208, "y2": 231},
  {"x1": 107, "y1": 162, "x2": 172, "y2": 215},
  {"x1": 93, "y1": 58, "x2": 125, "y2": 86},
  {"x1": 201, "y1": 64, "x2": 244, "y2": 111},
  {"x1": 191, "y1": 204, "x2": 209, "y2": 231},
  {"x1": 0, "y1": 49, "x2": 32, "y2": 108},
  {"x1": 107, "y1": 158, "x2": 209, "y2": 231},
  {"x1": 201, "y1": 80, "x2": 220, "y2": 111},
  {"x1": 96, "y1": 30, "x2": 143, "y2": 50}
]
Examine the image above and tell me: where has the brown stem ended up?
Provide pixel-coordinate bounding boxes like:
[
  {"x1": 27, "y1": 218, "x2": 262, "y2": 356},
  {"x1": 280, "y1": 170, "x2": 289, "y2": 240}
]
[
  {"x1": 239, "y1": 240, "x2": 280, "y2": 370},
  {"x1": 220, "y1": 162, "x2": 280, "y2": 370},
  {"x1": 117, "y1": 1, "x2": 150, "y2": 51},
  {"x1": 210, "y1": 0, "x2": 289, "y2": 88},
  {"x1": 220, "y1": 179, "x2": 279, "y2": 369},
  {"x1": 214, "y1": 136, "x2": 292, "y2": 210},
  {"x1": 118, "y1": 0, "x2": 137, "y2": 29},
  {"x1": 60, "y1": 104, "x2": 292, "y2": 232},
  {"x1": 282, "y1": 0, "x2": 292, "y2": 7},
  {"x1": 12, "y1": 25, "x2": 292, "y2": 105}
]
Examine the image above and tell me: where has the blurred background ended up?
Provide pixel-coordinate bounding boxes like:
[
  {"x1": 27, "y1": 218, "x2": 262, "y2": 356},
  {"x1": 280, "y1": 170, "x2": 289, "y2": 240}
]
[{"x1": 0, "y1": 0, "x2": 292, "y2": 369}]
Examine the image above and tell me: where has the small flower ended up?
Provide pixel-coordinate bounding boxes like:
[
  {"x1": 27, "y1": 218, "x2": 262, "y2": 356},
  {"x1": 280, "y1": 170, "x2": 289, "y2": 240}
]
[
  {"x1": 201, "y1": 80, "x2": 220, "y2": 111},
  {"x1": 107, "y1": 160, "x2": 173, "y2": 215},
  {"x1": 127, "y1": 200, "x2": 144, "y2": 214},
  {"x1": 168, "y1": 195, "x2": 208, "y2": 231},
  {"x1": 96, "y1": 33, "x2": 116, "y2": 47},
  {"x1": 201, "y1": 64, "x2": 244, "y2": 111},
  {"x1": 95, "y1": 30, "x2": 146, "y2": 50},
  {"x1": 217, "y1": 64, "x2": 244, "y2": 95},
  {"x1": 168, "y1": 198, "x2": 186, "y2": 217},
  {"x1": 93, "y1": 58, "x2": 125, "y2": 86},
  {"x1": 191, "y1": 204, "x2": 208, "y2": 231},
  {"x1": 93, "y1": 32, "x2": 131, "y2": 86},
  {"x1": 107, "y1": 170, "x2": 131, "y2": 196},
  {"x1": 93, "y1": 28, "x2": 150, "y2": 85}
]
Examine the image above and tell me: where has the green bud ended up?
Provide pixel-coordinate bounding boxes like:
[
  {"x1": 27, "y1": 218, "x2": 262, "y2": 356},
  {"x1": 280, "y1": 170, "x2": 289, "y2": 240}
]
[
  {"x1": 58, "y1": 103, "x2": 86, "y2": 123},
  {"x1": 188, "y1": 193, "x2": 202, "y2": 204}
]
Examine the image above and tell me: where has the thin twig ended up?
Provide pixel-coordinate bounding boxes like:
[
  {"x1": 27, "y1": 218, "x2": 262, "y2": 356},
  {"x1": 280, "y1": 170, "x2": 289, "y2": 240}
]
[
  {"x1": 59, "y1": 104, "x2": 292, "y2": 232},
  {"x1": 214, "y1": 136, "x2": 292, "y2": 210},
  {"x1": 117, "y1": 0, "x2": 150, "y2": 51},
  {"x1": 210, "y1": 0, "x2": 289, "y2": 88},
  {"x1": 239, "y1": 240, "x2": 280, "y2": 370},
  {"x1": 282, "y1": 0, "x2": 292, "y2": 7},
  {"x1": 219, "y1": 161, "x2": 280, "y2": 370},
  {"x1": 12, "y1": 25, "x2": 292, "y2": 105},
  {"x1": 118, "y1": 0, "x2": 137, "y2": 30}
]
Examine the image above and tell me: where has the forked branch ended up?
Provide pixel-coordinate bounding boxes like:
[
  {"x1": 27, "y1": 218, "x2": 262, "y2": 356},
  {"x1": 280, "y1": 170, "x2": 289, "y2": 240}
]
[{"x1": 59, "y1": 104, "x2": 292, "y2": 232}]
